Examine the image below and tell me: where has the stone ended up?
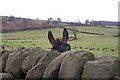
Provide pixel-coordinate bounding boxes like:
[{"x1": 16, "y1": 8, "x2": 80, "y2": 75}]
[
  {"x1": 43, "y1": 51, "x2": 70, "y2": 79},
  {"x1": 112, "y1": 76, "x2": 120, "y2": 80},
  {"x1": 0, "y1": 73, "x2": 14, "y2": 80},
  {"x1": 0, "y1": 50, "x2": 11, "y2": 72},
  {"x1": 0, "y1": 45, "x2": 5, "y2": 57},
  {"x1": 5, "y1": 47, "x2": 29, "y2": 78},
  {"x1": 26, "y1": 51, "x2": 61, "y2": 78},
  {"x1": 22, "y1": 48, "x2": 47, "y2": 73},
  {"x1": 82, "y1": 56, "x2": 120, "y2": 79},
  {"x1": 59, "y1": 50, "x2": 95, "y2": 79}
]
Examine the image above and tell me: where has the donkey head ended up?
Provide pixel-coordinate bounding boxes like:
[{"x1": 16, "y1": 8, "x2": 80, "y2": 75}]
[{"x1": 48, "y1": 28, "x2": 71, "y2": 52}]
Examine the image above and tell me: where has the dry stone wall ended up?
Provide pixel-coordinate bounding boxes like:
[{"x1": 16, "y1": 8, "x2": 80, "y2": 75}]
[{"x1": 0, "y1": 46, "x2": 120, "y2": 80}]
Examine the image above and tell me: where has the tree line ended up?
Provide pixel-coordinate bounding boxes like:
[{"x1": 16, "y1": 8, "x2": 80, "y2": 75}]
[{"x1": 1, "y1": 16, "x2": 120, "y2": 27}]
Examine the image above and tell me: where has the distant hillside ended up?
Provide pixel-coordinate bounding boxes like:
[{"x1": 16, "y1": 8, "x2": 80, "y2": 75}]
[
  {"x1": 1, "y1": 16, "x2": 66, "y2": 32},
  {"x1": 1, "y1": 16, "x2": 49, "y2": 32},
  {"x1": 1, "y1": 16, "x2": 119, "y2": 32}
]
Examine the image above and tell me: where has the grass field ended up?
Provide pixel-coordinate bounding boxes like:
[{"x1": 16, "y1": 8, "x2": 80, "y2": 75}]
[{"x1": 2, "y1": 26, "x2": 119, "y2": 57}]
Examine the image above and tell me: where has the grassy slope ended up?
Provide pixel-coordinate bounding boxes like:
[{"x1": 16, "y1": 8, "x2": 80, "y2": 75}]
[{"x1": 2, "y1": 26, "x2": 118, "y2": 57}]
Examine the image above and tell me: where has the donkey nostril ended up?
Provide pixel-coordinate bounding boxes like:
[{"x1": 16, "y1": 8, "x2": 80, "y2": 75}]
[{"x1": 66, "y1": 47, "x2": 71, "y2": 51}]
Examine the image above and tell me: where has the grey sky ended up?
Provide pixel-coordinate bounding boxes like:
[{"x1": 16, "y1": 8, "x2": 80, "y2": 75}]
[{"x1": 0, "y1": 0, "x2": 119, "y2": 22}]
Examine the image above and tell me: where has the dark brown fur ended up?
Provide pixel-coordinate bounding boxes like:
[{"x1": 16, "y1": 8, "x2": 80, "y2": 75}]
[{"x1": 48, "y1": 28, "x2": 71, "y2": 52}]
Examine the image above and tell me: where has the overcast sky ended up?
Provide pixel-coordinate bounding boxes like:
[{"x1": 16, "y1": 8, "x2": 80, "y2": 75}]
[{"x1": 0, "y1": 0, "x2": 119, "y2": 22}]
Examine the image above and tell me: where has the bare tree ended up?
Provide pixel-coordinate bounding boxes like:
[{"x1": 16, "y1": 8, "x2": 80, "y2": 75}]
[
  {"x1": 47, "y1": 18, "x2": 53, "y2": 26},
  {"x1": 57, "y1": 17, "x2": 62, "y2": 27},
  {"x1": 57, "y1": 17, "x2": 61, "y2": 22},
  {"x1": 85, "y1": 19, "x2": 89, "y2": 25}
]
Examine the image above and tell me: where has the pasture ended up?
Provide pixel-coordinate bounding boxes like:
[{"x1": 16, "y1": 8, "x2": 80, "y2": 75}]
[{"x1": 2, "y1": 26, "x2": 119, "y2": 57}]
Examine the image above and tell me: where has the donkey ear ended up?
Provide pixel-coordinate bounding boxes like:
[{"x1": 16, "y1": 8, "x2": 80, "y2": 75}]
[
  {"x1": 48, "y1": 31, "x2": 55, "y2": 46},
  {"x1": 62, "y1": 28, "x2": 69, "y2": 42}
]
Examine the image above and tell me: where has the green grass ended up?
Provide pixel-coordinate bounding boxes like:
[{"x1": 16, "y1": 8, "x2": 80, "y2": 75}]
[{"x1": 2, "y1": 26, "x2": 119, "y2": 57}]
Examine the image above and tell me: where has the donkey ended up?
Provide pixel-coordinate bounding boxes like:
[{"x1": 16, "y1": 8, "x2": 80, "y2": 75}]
[{"x1": 48, "y1": 28, "x2": 71, "y2": 52}]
